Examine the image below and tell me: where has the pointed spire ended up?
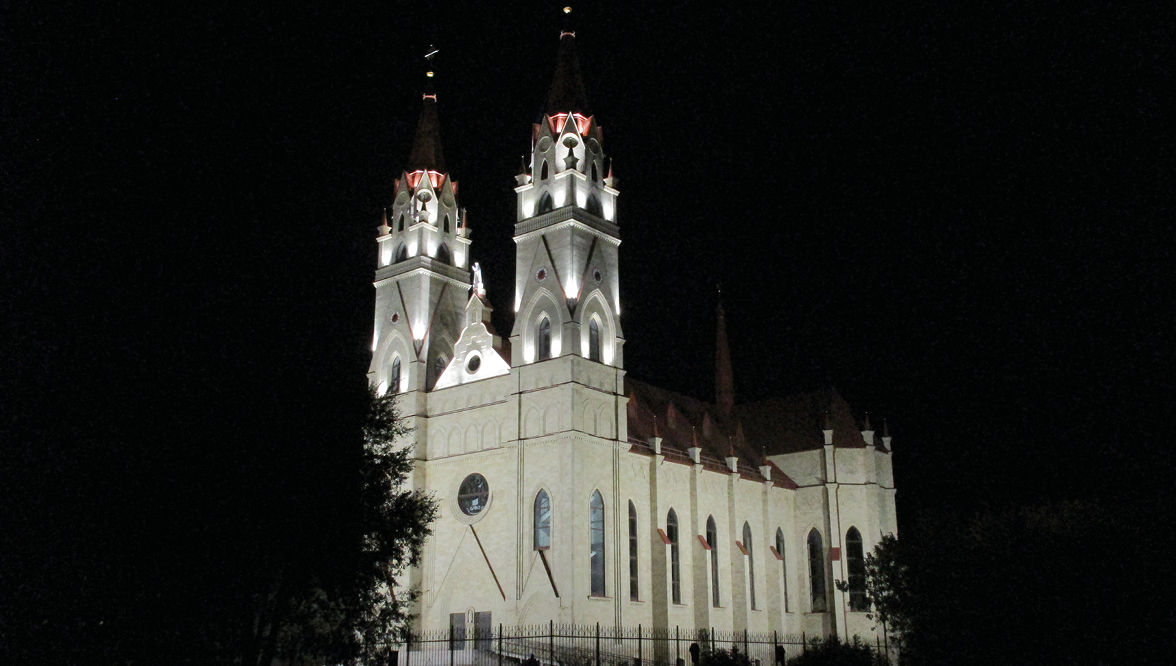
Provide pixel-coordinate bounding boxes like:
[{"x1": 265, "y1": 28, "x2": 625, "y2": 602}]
[
  {"x1": 546, "y1": 7, "x2": 589, "y2": 115},
  {"x1": 407, "y1": 47, "x2": 446, "y2": 172},
  {"x1": 882, "y1": 418, "x2": 890, "y2": 438},
  {"x1": 863, "y1": 412, "x2": 872, "y2": 431},
  {"x1": 715, "y1": 286, "x2": 735, "y2": 418}
]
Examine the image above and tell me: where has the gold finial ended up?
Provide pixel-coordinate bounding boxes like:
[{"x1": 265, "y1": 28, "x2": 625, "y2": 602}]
[{"x1": 564, "y1": 6, "x2": 572, "y2": 13}]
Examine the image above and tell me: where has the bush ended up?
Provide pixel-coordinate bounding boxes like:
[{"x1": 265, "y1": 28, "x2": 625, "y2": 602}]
[
  {"x1": 785, "y1": 637, "x2": 877, "y2": 666},
  {"x1": 698, "y1": 645, "x2": 753, "y2": 666}
]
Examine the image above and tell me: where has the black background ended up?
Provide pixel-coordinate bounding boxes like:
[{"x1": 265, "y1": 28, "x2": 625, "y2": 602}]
[{"x1": 4, "y1": 0, "x2": 1173, "y2": 653}]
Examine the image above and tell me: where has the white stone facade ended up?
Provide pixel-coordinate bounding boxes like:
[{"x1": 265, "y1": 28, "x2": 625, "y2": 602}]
[{"x1": 367, "y1": 33, "x2": 897, "y2": 643}]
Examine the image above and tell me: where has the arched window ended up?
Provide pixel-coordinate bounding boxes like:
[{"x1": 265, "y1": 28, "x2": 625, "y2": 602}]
[
  {"x1": 707, "y1": 516, "x2": 720, "y2": 608},
  {"x1": 586, "y1": 194, "x2": 602, "y2": 217},
  {"x1": 590, "y1": 490, "x2": 605, "y2": 597},
  {"x1": 435, "y1": 243, "x2": 451, "y2": 265},
  {"x1": 389, "y1": 357, "x2": 401, "y2": 394},
  {"x1": 433, "y1": 355, "x2": 447, "y2": 389},
  {"x1": 395, "y1": 243, "x2": 408, "y2": 263},
  {"x1": 591, "y1": 161, "x2": 598, "y2": 182},
  {"x1": 628, "y1": 500, "x2": 639, "y2": 600},
  {"x1": 541, "y1": 160, "x2": 549, "y2": 181},
  {"x1": 397, "y1": 213, "x2": 405, "y2": 232},
  {"x1": 588, "y1": 319, "x2": 601, "y2": 362},
  {"x1": 537, "y1": 317, "x2": 552, "y2": 361},
  {"x1": 744, "y1": 522, "x2": 757, "y2": 610},
  {"x1": 668, "y1": 509, "x2": 681, "y2": 604},
  {"x1": 534, "y1": 490, "x2": 551, "y2": 550},
  {"x1": 846, "y1": 527, "x2": 867, "y2": 611},
  {"x1": 808, "y1": 529, "x2": 827, "y2": 612},
  {"x1": 776, "y1": 528, "x2": 789, "y2": 612},
  {"x1": 443, "y1": 214, "x2": 450, "y2": 233},
  {"x1": 538, "y1": 191, "x2": 553, "y2": 214}
]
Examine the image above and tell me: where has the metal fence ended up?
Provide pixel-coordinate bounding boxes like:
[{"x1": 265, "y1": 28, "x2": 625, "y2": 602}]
[{"x1": 378, "y1": 624, "x2": 892, "y2": 666}]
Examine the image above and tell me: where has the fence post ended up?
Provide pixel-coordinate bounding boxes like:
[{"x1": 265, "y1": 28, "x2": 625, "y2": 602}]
[
  {"x1": 406, "y1": 631, "x2": 412, "y2": 666},
  {"x1": 801, "y1": 632, "x2": 806, "y2": 655},
  {"x1": 773, "y1": 630, "x2": 778, "y2": 665},
  {"x1": 875, "y1": 634, "x2": 881, "y2": 666},
  {"x1": 498, "y1": 624, "x2": 503, "y2": 666},
  {"x1": 596, "y1": 622, "x2": 601, "y2": 666},
  {"x1": 450, "y1": 625, "x2": 455, "y2": 666},
  {"x1": 638, "y1": 624, "x2": 642, "y2": 666},
  {"x1": 550, "y1": 620, "x2": 555, "y2": 666},
  {"x1": 744, "y1": 629, "x2": 748, "y2": 657},
  {"x1": 676, "y1": 625, "x2": 680, "y2": 664}
]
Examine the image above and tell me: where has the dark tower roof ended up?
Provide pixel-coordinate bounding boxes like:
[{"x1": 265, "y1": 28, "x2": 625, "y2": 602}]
[
  {"x1": 715, "y1": 296, "x2": 735, "y2": 418},
  {"x1": 406, "y1": 95, "x2": 446, "y2": 173},
  {"x1": 546, "y1": 29, "x2": 589, "y2": 115}
]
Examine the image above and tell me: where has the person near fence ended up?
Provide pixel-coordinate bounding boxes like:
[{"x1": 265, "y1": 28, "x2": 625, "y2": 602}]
[
  {"x1": 775, "y1": 645, "x2": 786, "y2": 665},
  {"x1": 524, "y1": 653, "x2": 540, "y2": 666},
  {"x1": 689, "y1": 643, "x2": 700, "y2": 665}
]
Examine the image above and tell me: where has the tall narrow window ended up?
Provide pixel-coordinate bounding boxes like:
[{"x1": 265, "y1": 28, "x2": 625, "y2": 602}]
[
  {"x1": 846, "y1": 527, "x2": 867, "y2": 611},
  {"x1": 589, "y1": 319, "x2": 601, "y2": 362},
  {"x1": 395, "y1": 243, "x2": 408, "y2": 263},
  {"x1": 668, "y1": 509, "x2": 681, "y2": 604},
  {"x1": 590, "y1": 491, "x2": 605, "y2": 596},
  {"x1": 539, "y1": 191, "x2": 553, "y2": 213},
  {"x1": 435, "y1": 243, "x2": 451, "y2": 265},
  {"x1": 443, "y1": 214, "x2": 450, "y2": 233},
  {"x1": 591, "y1": 161, "x2": 598, "y2": 182},
  {"x1": 534, "y1": 490, "x2": 551, "y2": 550},
  {"x1": 389, "y1": 357, "x2": 401, "y2": 394},
  {"x1": 397, "y1": 214, "x2": 405, "y2": 232},
  {"x1": 541, "y1": 160, "x2": 549, "y2": 180},
  {"x1": 537, "y1": 317, "x2": 552, "y2": 361},
  {"x1": 744, "y1": 522, "x2": 756, "y2": 610},
  {"x1": 808, "y1": 529, "x2": 827, "y2": 612},
  {"x1": 707, "y1": 516, "x2": 720, "y2": 607},
  {"x1": 586, "y1": 194, "x2": 602, "y2": 217},
  {"x1": 628, "y1": 500, "x2": 639, "y2": 600},
  {"x1": 776, "y1": 528, "x2": 789, "y2": 612}
]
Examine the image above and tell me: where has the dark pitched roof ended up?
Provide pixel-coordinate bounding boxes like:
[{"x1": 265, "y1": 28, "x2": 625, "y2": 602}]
[
  {"x1": 546, "y1": 32, "x2": 589, "y2": 115},
  {"x1": 626, "y1": 378, "x2": 870, "y2": 466},
  {"x1": 406, "y1": 96, "x2": 446, "y2": 172}
]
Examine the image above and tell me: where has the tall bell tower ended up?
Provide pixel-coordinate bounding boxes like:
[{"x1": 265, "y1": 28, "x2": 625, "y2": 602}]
[
  {"x1": 510, "y1": 16, "x2": 624, "y2": 369},
  {"x1": 369, "y1": 53, "x2": 472, "y2": 398}
]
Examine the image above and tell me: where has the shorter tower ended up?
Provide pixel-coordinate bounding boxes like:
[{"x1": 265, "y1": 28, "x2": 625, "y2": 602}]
[{"x1": 369, "y1": 59, "x2": 472, "y2": 399}]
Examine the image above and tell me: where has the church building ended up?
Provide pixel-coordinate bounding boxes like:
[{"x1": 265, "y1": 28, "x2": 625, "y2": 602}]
[{"x1": 367, "y1": 23, "x2": 897, "y2": 644}]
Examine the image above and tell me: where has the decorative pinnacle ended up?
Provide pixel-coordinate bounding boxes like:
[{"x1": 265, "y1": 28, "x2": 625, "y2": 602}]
[{"x1": 863, "y1": 411, "x2": 871, "y2": 431}]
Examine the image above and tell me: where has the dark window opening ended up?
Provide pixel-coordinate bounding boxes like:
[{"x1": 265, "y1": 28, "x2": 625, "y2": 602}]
[
  {"x1": 668, "y1": 509, "x2": 681, "y2": 604},
  {"x1": 397, "y1": 214, "x2": 405, "y2": 232},
  {"x1": 537, "y1": 317, "x2": 552, "y2": 361},
  {"x1": 846, "y1": 527, "x2": 867, "y2": 611},
  {"x1": 541, "y1": 160, "x2": 549, "y2": 180},
  {"x1": 389, "y1": 357, "x2": 401, "y2": 394},
  {"x1": 538, "y1": 191, "x2": 553, "y2": 214},
  {"x1": 589, "y1": 319, "x2": 601, "y2": 362},
  {"x1": 744, "y1": 522, "x2": 757, "y2": 610},
  {"x1": 395, "y1": 243, "x2": 408, "y2": 263},
  {"x1": 628, "y1": 500, "x2": 639, "y2": 601},
  {"x1": 776, "y1": 528, "x2": 789, "y2": 612},
  {"x1": 707, "y1": 516, "x2": 720, "y2": 607},
  {"x1": 435, "y1": 243, "x2": 451, "y2": 265},
  {"x1": 534, "y1": 490, "x2": 551, "y2": 550},
  {"x1": 443, "y1": 214, "x2": 450, "y2": 233},
  {"x1": 586, "y1": 194, "x2": 603, "y2": 217},
  {"x1": 808, "y1": 529, "x2": 827, "y2": 612},
  {"x1": 590, "y1": 491, "x2": 605, "y2": 596}
]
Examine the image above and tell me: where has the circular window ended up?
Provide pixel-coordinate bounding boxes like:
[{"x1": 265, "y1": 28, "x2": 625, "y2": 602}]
[
  {"x1": 538, "y1": 137, "x2": 553, "y2": 152},
  {"x1": 391, "y1": 312, "x2": 399, "y2": 323},
  {"x1": 535, "y1": 267, "x2": 547, "y2": 282},
  {"x1": 466, "y1": 354, "x2": 481, "y2": 374},
  {"x1": 593, "y1": 269, "x2": 603, "y2": 284},
  {"x1": 416, "y1": 191, "x2": 432, "y2": 203},
  {"x1": 458, "y1": 474, "x2": 489, "y2": 516}
]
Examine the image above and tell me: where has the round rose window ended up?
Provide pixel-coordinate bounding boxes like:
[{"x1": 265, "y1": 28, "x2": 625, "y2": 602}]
[
  {"x1": 458, "y1": 474, "x2": 489, "y2": 516},
  {"x1": 535, "y1": 267, "x2": 547, "y2": 282}
]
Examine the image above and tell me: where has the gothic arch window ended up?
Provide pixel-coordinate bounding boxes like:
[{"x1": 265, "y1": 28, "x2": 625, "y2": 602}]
[
  {"x1": 591, "y1": 161, "x2": 598, "y2": 182},
  {"x1": 534, "y1": 490, "x2": 551, "y2": 550},
  {"x1": 433, "y1": 355, "x2": 447, "y2": 389},
  {"x1": 628, "y1": 500, "x2": 639, "y2": 601},
  {"x1": 538, "y1": 191, "x2": 553, "y2": 214},
  {"x1": 808, "y1": 529, "x2": 827, "y2": 612},
  {"x1": 586, "y1": 194, "x2": 602, "y2": 217},
  {"x1": 541, "y1": 160, "x2": 549, "y2": 181},
  {"x1": 588, "y1": 318, "x2": 601, "y2": 362},
  {"x1": 846, "y1": 527, "x2": 867, "y2": 611},
  {"x1": 395, "y1": 243, "x2": 408, "y2": 263},
  {"x1": 668, "y1": 508, "x2": 681, "y2": 604},
  {"x1": 707, "y1": 515, "x2": 720, "y2": 608},
  {"x1": 435, "y1": 243, "x2": 451, "y2": 265},
  {"x1": 590, "y1": 490, "x2": 605, "y2": 597},
  {"x1": 743, "y1": 522, "x2": 757, "y2": 610},
  {"x1": 776, "y1": 528, "x2": 789, "y2": 612},
  {"x1": 537, "y1": 316, "x2": 552, "y2": 361},
  {"x1": 397, "y1": 213, "x2": 405, "y2": 232},
  {"x1": 443, "y1": 214, "x2": 450, "y2": 233},
  {"x1": 389, "y1": 357, "x2": 401, "y2": 394}
]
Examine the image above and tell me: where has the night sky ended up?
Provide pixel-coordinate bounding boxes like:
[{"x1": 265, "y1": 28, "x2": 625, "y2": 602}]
[{"x1": 5, "y1": 0, "x2": 1174, "y2": 646}]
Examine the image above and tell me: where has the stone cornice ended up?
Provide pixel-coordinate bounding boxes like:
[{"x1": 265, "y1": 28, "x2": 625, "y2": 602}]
[
  {"x1": 374, "y1": 258, "x2": 471, "y2": 289},
  {"x1": 514, "y1": 207, "x2": 621, "y2": 245}
]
